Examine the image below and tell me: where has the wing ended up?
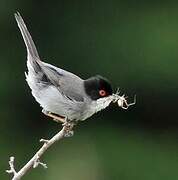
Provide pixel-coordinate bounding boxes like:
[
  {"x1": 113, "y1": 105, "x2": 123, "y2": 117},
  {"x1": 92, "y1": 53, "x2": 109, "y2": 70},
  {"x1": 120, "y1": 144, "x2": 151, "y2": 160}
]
[
  {"x1": 39, "y1": 62, "x2": 85, "y2": 102},
  {"x1": 15, "y1": 12, "x2": 85, "y2": 102}
]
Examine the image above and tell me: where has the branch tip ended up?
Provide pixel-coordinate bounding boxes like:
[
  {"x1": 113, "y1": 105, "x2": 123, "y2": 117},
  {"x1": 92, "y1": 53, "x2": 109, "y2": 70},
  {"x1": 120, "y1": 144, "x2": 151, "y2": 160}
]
[
  {"x1": 40, "y1": 139, "x2": 49, "y2": 143},
  {"x1": 6, "y1": 156, "x2": 17, "y2": 176}
]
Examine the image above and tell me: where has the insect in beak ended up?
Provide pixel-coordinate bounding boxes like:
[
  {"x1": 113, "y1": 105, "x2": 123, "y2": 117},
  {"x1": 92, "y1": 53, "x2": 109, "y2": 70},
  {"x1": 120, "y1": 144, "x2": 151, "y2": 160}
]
[{"x1": 112, "y1": 88, "x2": 136, "y2": 109}]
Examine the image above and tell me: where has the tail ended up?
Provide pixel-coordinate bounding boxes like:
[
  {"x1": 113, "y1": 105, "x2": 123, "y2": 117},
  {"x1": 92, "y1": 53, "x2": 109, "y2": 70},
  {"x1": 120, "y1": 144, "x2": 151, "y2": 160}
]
[{"x1": 14, "y1": 12, "x2": 40, "y2": 60}]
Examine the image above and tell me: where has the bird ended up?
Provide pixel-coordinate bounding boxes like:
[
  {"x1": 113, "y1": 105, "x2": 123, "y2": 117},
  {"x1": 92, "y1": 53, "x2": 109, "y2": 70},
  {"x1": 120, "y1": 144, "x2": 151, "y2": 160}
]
[{"x1": 14, "y1": 12, "x2": 130, "y2": 124}]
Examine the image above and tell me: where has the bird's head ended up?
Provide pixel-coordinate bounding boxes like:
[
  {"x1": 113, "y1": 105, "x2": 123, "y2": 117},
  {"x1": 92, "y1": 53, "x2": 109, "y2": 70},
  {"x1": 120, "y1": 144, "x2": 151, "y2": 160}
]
[{"x1": 84, "y1": 75, "x2": 113, "y2": 100}]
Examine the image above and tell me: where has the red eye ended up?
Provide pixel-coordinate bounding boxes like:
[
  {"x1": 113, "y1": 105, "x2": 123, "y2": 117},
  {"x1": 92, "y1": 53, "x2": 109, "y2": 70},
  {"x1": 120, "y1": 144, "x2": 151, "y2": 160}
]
[{"x1": 99, "y1": 89, "x2": 107, "y2": 97}]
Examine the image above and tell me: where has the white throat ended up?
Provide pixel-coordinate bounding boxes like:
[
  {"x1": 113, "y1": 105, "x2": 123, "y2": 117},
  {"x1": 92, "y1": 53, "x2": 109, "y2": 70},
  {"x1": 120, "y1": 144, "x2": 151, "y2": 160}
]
[{"x1": 91, "y1": 95, "x2": 114, "y2": 113}]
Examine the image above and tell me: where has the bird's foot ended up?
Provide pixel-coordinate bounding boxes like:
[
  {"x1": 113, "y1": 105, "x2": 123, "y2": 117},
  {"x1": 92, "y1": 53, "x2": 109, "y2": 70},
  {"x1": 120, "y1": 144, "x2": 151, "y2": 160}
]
[{"x1": 62, "y1": 117, "x2": 74, "y2": 137}]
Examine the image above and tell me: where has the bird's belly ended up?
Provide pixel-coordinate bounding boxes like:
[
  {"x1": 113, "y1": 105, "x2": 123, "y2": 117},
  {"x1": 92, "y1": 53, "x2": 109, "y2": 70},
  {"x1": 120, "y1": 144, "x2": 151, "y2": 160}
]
[{"x1": 30, "y1": 85, "x2": 86, "y2": 120}]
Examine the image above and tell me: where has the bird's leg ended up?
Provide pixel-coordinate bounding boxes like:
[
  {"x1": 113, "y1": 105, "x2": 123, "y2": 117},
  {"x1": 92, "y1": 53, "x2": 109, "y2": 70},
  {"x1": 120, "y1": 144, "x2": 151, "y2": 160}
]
[
  {"x1": 42, "y1": 109, "x2": 75, "y2": 137},
  {"x1": 42, "y1": 109, "x2": 65, "y2": 123}
]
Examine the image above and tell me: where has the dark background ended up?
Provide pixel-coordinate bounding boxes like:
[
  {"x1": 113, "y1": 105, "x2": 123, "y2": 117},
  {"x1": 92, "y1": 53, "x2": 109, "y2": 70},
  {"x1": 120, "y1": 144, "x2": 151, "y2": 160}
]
[{"x1": 1, "y1": 0, "x2": 178, "y2": 179}]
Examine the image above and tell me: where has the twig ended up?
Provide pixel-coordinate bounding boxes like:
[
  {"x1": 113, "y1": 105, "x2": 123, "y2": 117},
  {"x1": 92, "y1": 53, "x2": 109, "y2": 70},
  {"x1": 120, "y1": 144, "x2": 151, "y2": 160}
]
[
  {"x1": 6, "y1": 157, "x2": 17, "y2": 177},
  {"x1": 6, "y1": 122, "x2": 74, "y2": 180}
]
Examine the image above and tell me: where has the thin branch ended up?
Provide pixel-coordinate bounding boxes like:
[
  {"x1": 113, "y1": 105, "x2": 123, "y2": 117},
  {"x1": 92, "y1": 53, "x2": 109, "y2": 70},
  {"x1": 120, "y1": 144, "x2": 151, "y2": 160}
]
[
  {"x1": 6, "y1": 157, "x2": 17, "y2": 176},
  {"x1": 6, "y1": 122, "x2": 74, "y2": 180}
]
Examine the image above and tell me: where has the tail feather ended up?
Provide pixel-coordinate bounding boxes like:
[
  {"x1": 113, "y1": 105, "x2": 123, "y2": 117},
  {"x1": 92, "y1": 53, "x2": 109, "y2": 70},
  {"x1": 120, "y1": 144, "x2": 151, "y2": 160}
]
[{"x1": 14, "y1": 12, "x2": 40, "y2": 59}]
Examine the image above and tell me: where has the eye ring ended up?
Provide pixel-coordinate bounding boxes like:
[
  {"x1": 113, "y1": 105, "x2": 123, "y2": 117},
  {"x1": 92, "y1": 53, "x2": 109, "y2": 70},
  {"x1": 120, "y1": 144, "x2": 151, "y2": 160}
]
[{"x1": 99, "y1": 89, "x2": 107, "y2": 97}]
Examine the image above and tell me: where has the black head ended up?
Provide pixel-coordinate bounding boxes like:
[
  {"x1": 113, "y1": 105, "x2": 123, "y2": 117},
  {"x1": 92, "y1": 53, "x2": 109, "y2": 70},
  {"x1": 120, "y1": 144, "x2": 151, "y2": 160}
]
[{"x1": 84, "y1": 75, "x2": 113, "y2": 100}]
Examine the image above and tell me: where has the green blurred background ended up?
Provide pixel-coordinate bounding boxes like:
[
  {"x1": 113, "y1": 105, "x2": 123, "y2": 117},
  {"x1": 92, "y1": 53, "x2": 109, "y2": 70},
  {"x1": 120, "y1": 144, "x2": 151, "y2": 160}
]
[{"x1": 1, "y1": 0, "x2": 178, "y2": 179}]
